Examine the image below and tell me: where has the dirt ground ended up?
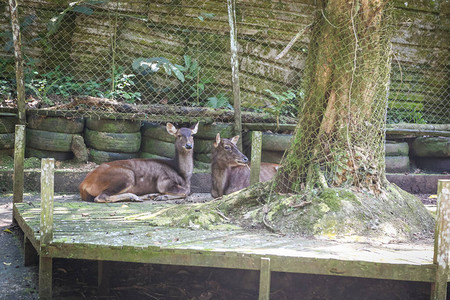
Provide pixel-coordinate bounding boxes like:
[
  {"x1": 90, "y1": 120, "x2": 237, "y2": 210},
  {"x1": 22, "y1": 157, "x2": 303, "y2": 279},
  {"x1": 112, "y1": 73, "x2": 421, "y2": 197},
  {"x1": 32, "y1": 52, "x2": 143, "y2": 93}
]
[{"x1": 0, "y1": 193, "x2": 445, "y2": 300}]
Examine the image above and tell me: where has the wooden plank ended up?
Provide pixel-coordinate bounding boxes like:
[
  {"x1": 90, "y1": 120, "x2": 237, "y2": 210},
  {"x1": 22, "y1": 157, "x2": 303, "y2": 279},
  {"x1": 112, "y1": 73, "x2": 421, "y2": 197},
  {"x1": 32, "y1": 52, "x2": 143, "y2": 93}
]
[
  {"x1": 431, "y1": 180, "x2": 449, "y2": 300},
  {"x1": 13, "y1": 201, "x2": 440, "y2": 283}
]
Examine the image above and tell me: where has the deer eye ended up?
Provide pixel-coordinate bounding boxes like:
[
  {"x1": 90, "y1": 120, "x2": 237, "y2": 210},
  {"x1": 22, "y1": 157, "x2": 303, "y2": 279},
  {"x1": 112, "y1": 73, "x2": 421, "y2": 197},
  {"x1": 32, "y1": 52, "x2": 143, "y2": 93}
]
[{"x1": 224, "y1": 145, "x2": 231, "y2": 150}]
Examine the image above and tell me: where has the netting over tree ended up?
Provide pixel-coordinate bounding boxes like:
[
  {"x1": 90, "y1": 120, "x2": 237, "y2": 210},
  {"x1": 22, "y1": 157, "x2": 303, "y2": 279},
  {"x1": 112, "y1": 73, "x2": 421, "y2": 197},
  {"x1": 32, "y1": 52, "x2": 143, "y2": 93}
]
[{"x1": 274, "y1": 1, "x2": 393, "y2": 194}]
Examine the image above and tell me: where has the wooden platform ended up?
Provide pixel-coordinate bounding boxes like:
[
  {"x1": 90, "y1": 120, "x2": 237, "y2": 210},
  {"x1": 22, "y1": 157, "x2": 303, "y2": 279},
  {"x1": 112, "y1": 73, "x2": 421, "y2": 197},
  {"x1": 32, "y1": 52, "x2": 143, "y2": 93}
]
[{"x1": 13, "y1": 199, "x2": 448, "y2": 298}]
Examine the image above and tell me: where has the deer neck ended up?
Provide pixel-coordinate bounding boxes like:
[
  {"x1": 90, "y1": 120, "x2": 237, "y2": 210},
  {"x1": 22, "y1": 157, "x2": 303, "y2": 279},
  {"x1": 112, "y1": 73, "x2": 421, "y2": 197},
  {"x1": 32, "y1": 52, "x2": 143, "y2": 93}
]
[
  {"x1": 211, "y1": 161, "x2": 227, "y2": 198},
  {"x1": 174, "y1": 149, "x2": 193, "y2": 180}
]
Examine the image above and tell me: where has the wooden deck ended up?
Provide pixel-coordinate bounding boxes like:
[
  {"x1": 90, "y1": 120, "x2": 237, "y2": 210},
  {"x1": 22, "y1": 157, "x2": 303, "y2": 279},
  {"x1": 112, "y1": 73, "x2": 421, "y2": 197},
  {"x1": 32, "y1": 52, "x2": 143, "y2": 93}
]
[{"x1": 13, "y1": 199, "x2": 448, "y2": 298}]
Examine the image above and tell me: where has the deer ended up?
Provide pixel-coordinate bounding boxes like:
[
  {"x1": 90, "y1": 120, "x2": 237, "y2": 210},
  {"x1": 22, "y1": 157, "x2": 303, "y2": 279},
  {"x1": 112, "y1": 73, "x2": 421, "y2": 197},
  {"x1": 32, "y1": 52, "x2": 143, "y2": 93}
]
[
  {"x1": 79, "y1": 122, "x2": 198, "y2": 203},
  {"x1": 211, "y1": 133, "x2": 279, "y2": 198}
]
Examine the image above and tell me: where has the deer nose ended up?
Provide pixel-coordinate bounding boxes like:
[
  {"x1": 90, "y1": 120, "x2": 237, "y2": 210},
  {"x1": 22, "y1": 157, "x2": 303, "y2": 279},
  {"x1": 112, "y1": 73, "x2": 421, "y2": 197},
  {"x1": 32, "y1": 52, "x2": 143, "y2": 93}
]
[
  {"x1": 242, "y1": 156, "x2": 249, "y2": 163},
  {"x1": 185, "y1": 143, "x2": 193, "y2": 150}
]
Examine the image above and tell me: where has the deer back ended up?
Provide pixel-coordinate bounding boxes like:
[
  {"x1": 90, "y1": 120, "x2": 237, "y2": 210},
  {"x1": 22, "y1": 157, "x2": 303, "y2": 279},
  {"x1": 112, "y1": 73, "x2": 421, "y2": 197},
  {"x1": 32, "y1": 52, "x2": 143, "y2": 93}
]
[{"x1": 79, "y1": 122, "x2": 198, "y2": 201}]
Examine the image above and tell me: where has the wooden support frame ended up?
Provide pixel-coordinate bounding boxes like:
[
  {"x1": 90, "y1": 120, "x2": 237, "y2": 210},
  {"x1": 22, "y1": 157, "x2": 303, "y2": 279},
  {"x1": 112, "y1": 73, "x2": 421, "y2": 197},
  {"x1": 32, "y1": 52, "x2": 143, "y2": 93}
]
[
  {"x1": 39, "y1": 158, "x2": 55, "y2": 300},
  {"x1": 250, "y1": 131, "x2": 262, "y2": 185},
  {"x1": 431, "y1": 179, "x2": 449, "y2": 300},
  {"x1": 259, "y1": 257, "x2": 271, "y2": 300}
]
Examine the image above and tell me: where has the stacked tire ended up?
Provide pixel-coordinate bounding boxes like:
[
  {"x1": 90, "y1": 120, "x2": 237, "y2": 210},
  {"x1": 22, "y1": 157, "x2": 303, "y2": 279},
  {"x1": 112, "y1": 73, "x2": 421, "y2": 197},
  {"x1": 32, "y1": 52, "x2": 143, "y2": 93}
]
[
  {"x1": 385, "y1": 141, "x2": 410, "y2": 173},
  {"x1": 140, "y1": 122, "x2": 174, "y2": 159},
  {"x1": 244, "y1": 132, "x2": 293, "y2": 164},
  {"x1": 194, "y1": 123, "x2": 234, "y2": 170},
  {"x1": 411, "y1": 137, "x2": 449, "y2": 172},
  {"x1": 26, "y1": 115, "x2": 84, "y2": 161},
  {"x1": 0, "y1": 114, "x2": 18, "y2": 156},
  {"x1": 85, "y1": 118, "x2": 141, "y2": 164}
]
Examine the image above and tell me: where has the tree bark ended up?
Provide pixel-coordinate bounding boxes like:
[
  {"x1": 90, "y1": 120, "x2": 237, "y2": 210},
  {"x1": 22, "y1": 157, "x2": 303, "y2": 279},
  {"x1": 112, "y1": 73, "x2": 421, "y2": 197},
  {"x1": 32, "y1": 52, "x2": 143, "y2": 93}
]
[{"x1": 275, "y1": 0, "x2": 390, "y2": 194}]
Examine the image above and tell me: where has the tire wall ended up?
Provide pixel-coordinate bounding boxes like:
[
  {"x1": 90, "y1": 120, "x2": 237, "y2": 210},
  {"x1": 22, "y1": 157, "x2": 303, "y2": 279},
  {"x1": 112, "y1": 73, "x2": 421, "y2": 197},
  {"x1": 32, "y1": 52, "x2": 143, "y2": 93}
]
[
  {"x1": 85, "y1": 119, "x2": 141, "y2": 164},
  {"x1": 0, "y1": 114, "x2": 18, "y2": 157},
  {"x1": 193, "y1": 123, "x2": 234, "y2": 170},
  {"x1": 25, "y1": 115, "x2": 85, "y2": 161},
  {"x1": 243, "y1": 132, "x2": 292, "y2": 164}
]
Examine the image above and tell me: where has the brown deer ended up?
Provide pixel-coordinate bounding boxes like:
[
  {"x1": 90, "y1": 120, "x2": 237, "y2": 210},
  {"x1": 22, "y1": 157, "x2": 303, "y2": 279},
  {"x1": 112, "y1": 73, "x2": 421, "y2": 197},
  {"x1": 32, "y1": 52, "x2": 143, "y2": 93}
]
[
  {"x1": 211, "y1": 133, "x2": 278, "y2": 198},
  {"x1": 79, "y1": 122, "x2": 198, "y2": 203}
]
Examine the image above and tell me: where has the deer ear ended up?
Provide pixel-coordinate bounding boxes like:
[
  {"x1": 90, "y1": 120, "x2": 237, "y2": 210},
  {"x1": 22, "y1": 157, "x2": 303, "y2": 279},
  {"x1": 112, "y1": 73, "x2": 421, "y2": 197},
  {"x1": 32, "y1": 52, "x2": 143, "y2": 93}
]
[
  {"x1": 231, "y1": 135, "x2": 240, "y2": 145},
  {"x1": 166, "y1": 123, "x2": 177, "y2": 136},
  {"x1": 191, "y1": 122, "x2": 199, "y2": 135},
  {"x1": 214, "y1": 133, "x2": 221, "y2": 148}
]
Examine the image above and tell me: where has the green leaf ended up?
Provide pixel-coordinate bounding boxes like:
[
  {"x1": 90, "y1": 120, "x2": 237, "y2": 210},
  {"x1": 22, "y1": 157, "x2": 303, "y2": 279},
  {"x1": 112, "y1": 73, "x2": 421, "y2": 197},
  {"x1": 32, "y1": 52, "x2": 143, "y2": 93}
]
[{"x1": 72, "y1": 6, "x2": 93, "y2": 15}]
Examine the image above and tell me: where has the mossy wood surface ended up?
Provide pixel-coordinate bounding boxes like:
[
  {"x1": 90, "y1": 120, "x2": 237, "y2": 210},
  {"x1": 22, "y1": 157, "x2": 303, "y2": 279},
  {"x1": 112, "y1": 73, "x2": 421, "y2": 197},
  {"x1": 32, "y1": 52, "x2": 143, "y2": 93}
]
[{"x1": 13, "y1": 200, "x2": 443, "y2": 283}]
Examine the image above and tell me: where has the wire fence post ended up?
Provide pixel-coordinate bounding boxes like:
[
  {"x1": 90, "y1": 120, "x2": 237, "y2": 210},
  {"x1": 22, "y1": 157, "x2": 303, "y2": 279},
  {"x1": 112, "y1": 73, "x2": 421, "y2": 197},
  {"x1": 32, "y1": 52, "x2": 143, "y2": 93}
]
[
  {"x1": 227, "y1": 0, "x2": 242, "y2": 150},
  {"x1": 8, "y1": 0, "x2": 26, "y2": 124},
  {"x1": 12, "y1": 124, "x2": 25, "y2": 222}
]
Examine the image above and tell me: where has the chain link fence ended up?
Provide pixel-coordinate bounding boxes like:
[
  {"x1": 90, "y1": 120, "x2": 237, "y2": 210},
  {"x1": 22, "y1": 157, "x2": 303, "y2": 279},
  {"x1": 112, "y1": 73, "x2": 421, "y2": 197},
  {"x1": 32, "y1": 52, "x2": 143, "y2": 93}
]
[
  {"x1": 0, "y1": 0, "x2": 448, "y2": 125},
  {"x1": 0, "y1": 0, "x2": 447, "y2": 195}
]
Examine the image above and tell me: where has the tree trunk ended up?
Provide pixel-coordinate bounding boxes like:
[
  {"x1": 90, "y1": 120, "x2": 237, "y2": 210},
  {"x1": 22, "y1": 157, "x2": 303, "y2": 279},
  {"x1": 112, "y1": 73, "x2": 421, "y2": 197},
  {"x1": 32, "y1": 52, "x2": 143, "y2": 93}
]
[{"x1": 275, "y1": 0, "x2": 391, "y2": 195}]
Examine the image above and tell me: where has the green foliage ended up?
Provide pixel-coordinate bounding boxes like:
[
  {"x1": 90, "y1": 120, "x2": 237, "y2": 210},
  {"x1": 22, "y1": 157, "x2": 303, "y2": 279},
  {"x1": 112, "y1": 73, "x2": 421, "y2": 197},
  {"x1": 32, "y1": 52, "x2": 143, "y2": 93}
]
[
  {"x1": 264, "y1": 89, "x2": 301, "y2": 126},
  {"x1": 132, "y1": 57, "x2": 185, "y2": 82},
  {"x1": 133, "y1": 55, "x2": 231, "y2": 109},
  {"x1": 386, "y1": 109, "x2": 427, "y2": 124},
  {"x1": 207, "y1": 93, "x2": 232, "y2": 109},
  {"x1": 47, "y1": 1, "x2": 98, "y2": 36},
  {"x1": 104, "y1": 67, "x2": 141, "y2": 103}
]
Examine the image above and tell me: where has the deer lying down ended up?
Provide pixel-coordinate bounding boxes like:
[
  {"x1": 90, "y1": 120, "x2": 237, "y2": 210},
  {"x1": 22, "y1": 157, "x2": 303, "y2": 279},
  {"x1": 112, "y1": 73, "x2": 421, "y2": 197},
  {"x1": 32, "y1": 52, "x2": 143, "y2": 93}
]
[
  {"x1": 79, "y1": 122, "x2": 198, "y2": 203},
  {"x1": 211, "y1": 133, "x2": 278, "y2": 198}
]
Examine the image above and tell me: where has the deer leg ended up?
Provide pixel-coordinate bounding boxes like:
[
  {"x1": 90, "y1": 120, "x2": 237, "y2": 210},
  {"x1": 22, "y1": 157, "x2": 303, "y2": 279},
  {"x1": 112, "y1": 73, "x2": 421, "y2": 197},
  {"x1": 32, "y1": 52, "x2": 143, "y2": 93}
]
[
  {"x1": 94, "y1": 193, "x2": 143, "y2": 203},
  {"x1": 94, "y1": 169, "x2": 142, "y2": 203},
  {"x1": 157, "y1": 177, "x2": 189, "y2": 196}
]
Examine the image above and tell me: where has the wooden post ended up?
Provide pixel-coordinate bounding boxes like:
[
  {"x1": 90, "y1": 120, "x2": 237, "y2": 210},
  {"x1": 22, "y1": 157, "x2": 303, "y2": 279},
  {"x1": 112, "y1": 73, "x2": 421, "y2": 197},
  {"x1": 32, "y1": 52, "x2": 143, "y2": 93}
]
[
  {"x1": 227, "y1": 0, "x2": 242, "y2": 150},
  {"x1": 39, "y1": 158, "x2": 55, "y2": 300},
  {"x1": 98, "y1": 261, "x2": 111, "y2": 295},
  {"x1": 431, "y1": 179, "x2": 449, "y2": 300},
  {"x1": 250, "y1": 131, "x2": 262, "y2": 185},
  {"x1": 12, "y1": 124, "x2": 25, "y2": 222},
  {"x1": 24, "y1": 236, "x2": 38, "y2": 266},
  {"x1": 258, "y1": 257, "x2": 271, "y2": 300},
  {"x1": 8, "y1": 0, "x2": 26, "y2": 124}
]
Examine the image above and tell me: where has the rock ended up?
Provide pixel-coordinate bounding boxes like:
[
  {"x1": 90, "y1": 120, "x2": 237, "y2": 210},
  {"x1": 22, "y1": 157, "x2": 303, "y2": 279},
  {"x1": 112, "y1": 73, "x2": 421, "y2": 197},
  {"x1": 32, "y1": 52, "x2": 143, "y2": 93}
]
[{"x1": 71, "y1": 135, "x2": 89, "y2": 163}]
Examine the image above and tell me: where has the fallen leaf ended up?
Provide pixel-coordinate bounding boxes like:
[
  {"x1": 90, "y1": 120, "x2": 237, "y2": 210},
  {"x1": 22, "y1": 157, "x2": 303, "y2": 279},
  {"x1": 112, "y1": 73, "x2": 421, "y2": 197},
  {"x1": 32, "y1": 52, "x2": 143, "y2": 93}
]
[
  {"x1": 3, "y1": 262, "x2": 11, "y2": 266},
  {"x1": 3, "y1": 228, "x2": 13, "y2": 234},
  {"x1": 428, "y1": 195, "x2": 437, "y2": 199}
]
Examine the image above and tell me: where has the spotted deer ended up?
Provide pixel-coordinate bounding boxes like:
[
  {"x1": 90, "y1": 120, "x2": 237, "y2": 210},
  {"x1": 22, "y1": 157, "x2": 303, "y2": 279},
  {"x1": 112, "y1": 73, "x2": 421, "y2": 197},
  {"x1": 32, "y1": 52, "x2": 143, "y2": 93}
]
[
  {"x1": 211, "y1": 133, "x2": 278, "y2": 198},
  {"x1": 79, "y1": 123, "x2": 198, "y2": 202}
]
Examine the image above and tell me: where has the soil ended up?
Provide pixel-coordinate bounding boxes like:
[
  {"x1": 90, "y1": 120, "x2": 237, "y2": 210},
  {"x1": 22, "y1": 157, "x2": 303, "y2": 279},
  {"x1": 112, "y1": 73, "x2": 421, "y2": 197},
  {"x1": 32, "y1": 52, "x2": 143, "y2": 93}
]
[{"x1": 0, "y1": 193, "x2": 443, "y2": 299}]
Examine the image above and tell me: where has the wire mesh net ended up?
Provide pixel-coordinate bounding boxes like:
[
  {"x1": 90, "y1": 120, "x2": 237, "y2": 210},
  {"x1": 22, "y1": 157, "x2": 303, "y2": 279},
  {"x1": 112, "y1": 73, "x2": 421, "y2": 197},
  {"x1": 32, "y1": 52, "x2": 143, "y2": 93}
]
[
  {"x1": 0, "y1": 1, "x2": 448, "y2": 124},
  {"x1": 273, "y1": 2, "x2": 393, "y2": 195},
  {"x1": 0, "y1": 1, "x2": 448, "y2": 195}
]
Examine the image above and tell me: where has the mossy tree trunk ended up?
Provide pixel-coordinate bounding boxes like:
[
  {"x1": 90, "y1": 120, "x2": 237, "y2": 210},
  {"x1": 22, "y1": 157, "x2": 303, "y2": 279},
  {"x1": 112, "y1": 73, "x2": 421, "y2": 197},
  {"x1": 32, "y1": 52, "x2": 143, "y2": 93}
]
[{"x1": 275, "y1": 0, "x2": 391, "y2": 195}]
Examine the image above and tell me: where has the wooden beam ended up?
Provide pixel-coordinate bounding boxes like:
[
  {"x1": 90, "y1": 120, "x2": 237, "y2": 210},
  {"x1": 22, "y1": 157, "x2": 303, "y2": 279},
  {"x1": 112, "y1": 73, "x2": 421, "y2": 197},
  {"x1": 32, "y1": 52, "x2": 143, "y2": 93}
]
[
  {"x1": 250, "y1": 131, "x2": 262, "y2": 185},
  {"x1": 431, "y1": 179, "x2": 449, "y2": 300},
  {"x1": 24, "y1": 236, "x2": 38, "y2": 266},
  {"x1": 39, "y1": 158, "x2": 55, "y2": 300},
  {"x1": 259, "y1": 257, "x2": 271, "y2": 300}
]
